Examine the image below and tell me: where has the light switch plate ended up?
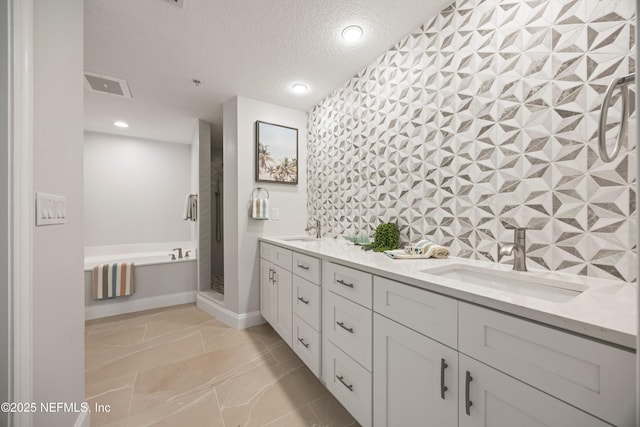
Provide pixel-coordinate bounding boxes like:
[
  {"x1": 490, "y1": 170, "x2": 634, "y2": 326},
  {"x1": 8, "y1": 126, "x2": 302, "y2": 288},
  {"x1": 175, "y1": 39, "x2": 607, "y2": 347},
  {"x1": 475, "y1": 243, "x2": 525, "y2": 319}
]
[
  {"x1": 271, "y1": 207, "x2": 280, "y2": 220},
  {"x1": 36, "y1": 192, "x2": 67, "y2": 226}
]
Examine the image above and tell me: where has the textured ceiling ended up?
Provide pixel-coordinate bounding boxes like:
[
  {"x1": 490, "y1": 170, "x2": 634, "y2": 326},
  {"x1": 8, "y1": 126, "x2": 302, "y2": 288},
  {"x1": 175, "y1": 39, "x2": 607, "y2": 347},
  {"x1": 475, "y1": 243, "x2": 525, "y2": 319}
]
[{"x1": 84, "y1": 0, "x2": 452, "y2": 144}]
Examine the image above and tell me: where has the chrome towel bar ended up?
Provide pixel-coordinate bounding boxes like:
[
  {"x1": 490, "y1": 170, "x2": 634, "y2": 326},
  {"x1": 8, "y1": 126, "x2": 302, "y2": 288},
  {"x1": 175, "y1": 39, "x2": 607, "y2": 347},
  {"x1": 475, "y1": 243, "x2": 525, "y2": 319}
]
[{"x1": 598, "y1": 73, "x2": 635, "y2": 163}]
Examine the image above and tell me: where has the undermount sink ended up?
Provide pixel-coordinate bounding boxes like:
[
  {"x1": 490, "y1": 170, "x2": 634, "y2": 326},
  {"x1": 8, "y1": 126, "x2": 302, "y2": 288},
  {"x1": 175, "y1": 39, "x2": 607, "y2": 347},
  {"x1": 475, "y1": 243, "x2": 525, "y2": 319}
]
[
  {"x1": 422, "y1": 264, "x2": 587, "y2": 303},
  {"x1": 280, "y1": 236, "x2": 319, "y2": 242}
]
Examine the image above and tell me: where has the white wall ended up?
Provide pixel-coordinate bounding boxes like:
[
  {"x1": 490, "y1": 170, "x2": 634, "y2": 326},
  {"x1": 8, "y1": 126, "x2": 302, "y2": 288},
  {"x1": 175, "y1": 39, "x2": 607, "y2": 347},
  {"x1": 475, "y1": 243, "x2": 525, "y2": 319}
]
[
  {"x1": 84, "y1": 131, "x2": 192, "y2": 246},
  {"x1": 223, "y1": 96, "x2": 308, "y2": 316},
  {"x1": 33, "y1": 0, "x2": 85, "y2": 426}
]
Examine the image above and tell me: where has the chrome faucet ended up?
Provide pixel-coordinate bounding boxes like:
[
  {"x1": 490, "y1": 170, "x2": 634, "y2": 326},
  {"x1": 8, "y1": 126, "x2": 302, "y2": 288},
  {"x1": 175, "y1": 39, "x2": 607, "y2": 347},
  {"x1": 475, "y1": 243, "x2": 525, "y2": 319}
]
[
  {"x1": 305, "y1": 219, "x2": 321, "y2": 239},
  {"x1": 498, "y1": 228, "x2": 527, "y2": 272},
  {"x1": 172, "y1": 248, "x2": 183, "y2": 259}
]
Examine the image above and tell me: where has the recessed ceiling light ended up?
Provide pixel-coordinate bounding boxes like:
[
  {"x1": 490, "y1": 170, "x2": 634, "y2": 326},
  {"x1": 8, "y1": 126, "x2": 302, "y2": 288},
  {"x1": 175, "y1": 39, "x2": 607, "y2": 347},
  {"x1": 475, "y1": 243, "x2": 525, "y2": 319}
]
[
  {"x1": 291, "y1": 83, "x2": 308, "y2": 94},
  {"x1": 341, "y1": 25, "x2": 363, "y2": 42},
  {"x1": 113, "y1": 121, "x2": 129, "y2": 128}
]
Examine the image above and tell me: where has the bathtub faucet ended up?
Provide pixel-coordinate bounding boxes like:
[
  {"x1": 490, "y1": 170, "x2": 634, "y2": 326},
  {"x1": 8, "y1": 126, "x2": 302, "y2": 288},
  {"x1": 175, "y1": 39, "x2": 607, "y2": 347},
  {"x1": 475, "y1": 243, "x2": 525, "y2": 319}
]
[{"x1": 172, "y1": 248, "x2": 183, "y2": 259}]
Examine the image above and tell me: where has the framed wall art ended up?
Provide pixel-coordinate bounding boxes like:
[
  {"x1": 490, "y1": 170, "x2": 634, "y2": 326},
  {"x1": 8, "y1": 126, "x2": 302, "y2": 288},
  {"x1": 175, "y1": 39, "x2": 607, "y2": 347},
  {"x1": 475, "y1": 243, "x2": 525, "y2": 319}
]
[{"x1": 255, "y1": 120, "x2": 298, "y2": 184}]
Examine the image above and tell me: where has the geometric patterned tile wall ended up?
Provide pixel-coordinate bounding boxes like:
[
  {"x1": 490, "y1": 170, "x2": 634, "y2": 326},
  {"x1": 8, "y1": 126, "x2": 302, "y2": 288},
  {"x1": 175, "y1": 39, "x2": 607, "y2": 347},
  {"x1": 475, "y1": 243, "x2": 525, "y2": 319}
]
[{"x1": 308, "y1": 0, "x2": 637, "y2": 282}]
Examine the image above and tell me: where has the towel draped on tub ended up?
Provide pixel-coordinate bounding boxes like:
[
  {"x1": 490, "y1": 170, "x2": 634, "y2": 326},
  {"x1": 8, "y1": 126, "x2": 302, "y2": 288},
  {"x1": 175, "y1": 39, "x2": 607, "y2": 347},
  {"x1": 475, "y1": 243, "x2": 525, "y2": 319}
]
[
  {"x1": 92, "y1": 262, "x2": 135, "y2": 300},
  {"x1": 183, "y1": 194, "x2": 198, "y2": 221}
]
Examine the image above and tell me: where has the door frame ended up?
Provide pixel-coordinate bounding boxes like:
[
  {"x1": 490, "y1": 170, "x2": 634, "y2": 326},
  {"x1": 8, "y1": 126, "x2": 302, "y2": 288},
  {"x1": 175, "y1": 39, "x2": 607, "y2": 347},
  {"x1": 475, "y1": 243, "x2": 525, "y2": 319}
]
[{"x1": 7, "y1": 0, "x2": 34, "y2": 426}]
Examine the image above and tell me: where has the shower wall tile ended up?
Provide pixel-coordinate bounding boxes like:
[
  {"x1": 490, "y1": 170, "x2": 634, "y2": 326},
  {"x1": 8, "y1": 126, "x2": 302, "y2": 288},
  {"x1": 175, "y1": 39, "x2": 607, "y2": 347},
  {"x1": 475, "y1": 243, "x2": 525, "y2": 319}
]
[{"x1": 307, "y1": 0, "x2": 637, "y2": 282}]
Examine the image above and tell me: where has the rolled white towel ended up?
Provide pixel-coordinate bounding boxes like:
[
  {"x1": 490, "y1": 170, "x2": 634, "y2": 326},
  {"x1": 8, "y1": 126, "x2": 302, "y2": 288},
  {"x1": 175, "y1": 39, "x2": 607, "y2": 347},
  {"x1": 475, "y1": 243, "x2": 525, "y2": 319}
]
[
  {"x1": 251, "y1": 198, "x2": 259, "y2": 218},
  {"x1": 425, "y1": 244, "x2": 449, "y2": 259}
]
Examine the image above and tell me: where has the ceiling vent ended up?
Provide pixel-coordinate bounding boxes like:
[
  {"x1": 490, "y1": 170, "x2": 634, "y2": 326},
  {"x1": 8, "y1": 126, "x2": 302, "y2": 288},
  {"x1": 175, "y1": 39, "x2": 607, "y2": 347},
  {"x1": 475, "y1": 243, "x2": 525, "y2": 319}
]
[
  {"x1": 84, "y1": 72, "x2": 133, "y2": 99},
  {"x1": 166, "y1": 0, "x2": 185, "y2": 8}
]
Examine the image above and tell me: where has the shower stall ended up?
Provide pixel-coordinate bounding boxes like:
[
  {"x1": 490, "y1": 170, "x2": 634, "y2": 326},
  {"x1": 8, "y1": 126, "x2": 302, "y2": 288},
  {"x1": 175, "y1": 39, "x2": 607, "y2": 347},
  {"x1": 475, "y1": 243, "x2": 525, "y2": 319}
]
[{"x1": 210, "y1": 145, "x2": 224, "y2": 295}]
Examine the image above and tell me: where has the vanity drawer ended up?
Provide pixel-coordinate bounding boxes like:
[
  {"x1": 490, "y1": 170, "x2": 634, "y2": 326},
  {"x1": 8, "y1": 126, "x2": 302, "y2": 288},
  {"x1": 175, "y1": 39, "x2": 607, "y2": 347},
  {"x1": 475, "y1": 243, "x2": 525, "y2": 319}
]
[
  {"x1": 259, "y1": 242, "x2": 275, "y2": 262},
  {"x1": 273, "y1": 246, "x2": 292, "y2": 270},
  {"x1": 293, "y1": 275, "x2": 321, "y2": 330},
  {"x1": 292, "y1": 252, "x2": 321, "y2": 284},
  {"x1": 324, "y1": 341, "x2": 372, "y2": 427},
  {"x1": 293, "y1": 315, "x2": 321, "y2": 377},
  {"x1": 324, "y1": 291, "x2": 372, "y2": 371},
  {"x1": 459, "y1": 303, "x2": 636, "y2": 426},
  {"x1": 373, "y1": 276, "x2": 457, "y2": 349},
  {"x1": 323, "y1": 262, "x2": 372, "y2": 308},
  {"x1": 260, "y1": 242, "x2": 292, "y2": 270}
]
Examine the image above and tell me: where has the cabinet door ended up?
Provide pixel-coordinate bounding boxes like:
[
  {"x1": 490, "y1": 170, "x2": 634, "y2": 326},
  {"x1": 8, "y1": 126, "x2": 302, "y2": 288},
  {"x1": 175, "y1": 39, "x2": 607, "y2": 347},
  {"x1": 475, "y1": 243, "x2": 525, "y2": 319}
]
[
  {"x1": 373, "y1": 314, "x2": 458, "y2": 427},
  {"x1": 458, "y1": 354, "x2": 609, "y2": 427},
  {"x1": 272, "y1": 264, "x2": 293, "y2": 347},
  {"x1": 260, "y1": 260, "x2": 274, "y2": 324}
]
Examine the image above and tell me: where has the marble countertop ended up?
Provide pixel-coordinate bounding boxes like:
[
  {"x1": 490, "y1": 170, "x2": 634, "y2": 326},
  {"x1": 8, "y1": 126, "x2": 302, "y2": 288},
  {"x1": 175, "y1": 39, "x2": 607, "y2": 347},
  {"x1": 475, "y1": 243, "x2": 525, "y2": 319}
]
[{"x1": 260, "y1": 236, "x2": 638, "y2": 350}]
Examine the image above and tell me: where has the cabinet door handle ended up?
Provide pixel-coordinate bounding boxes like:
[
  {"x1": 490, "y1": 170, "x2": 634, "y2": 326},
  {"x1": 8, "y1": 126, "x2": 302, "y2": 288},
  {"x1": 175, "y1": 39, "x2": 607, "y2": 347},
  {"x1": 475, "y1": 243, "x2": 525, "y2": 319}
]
[
  {"x1": 272, "y1": 271, "x2": 277, "y2": 284},
  {"x1": 336, "y1": 321, "x2": 354, "y2": 333},
  {"x1": 336, "y1": 375, "x2": 353, "y2": 391},
  {"x1": 297, "y1": 337, "x2": 309, "y2": 348},
  {"x1": 465, "y1": 370, "x2": 473, "y2": 416},
  {"x1": 296, "y1": 262, "x2": 309, "y2": 270},
  {"x1": 297, "y1": 296, "x2": 309, "y2": 305},
  {"x1": 336, "y1": 279, "x2": 354, "y2": 288},
  {"x1": 440, "y1": 358, "x2": 448, "y2": 399}
]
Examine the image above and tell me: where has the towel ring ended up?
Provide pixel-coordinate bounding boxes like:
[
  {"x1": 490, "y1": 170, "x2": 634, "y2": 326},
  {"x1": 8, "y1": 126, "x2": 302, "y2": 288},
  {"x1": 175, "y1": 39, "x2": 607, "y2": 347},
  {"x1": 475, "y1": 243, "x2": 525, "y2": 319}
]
[
  {"x1": 598, "y1": 73, "x2": 635, "y2": 163},
  {"x1": 252, "y1": 187, "x2": 270, "y2": 199}
]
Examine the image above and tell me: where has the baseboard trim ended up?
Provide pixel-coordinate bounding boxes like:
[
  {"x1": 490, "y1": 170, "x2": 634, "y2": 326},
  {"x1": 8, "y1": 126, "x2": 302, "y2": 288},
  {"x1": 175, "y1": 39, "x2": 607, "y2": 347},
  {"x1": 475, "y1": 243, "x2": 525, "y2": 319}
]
[
  {"x1": 197, "y1": 294, "x2": 265, "y2": 329},
  {"x1": 74, "y1": 410, "x2": 90, "y2": 427},
  {"x1": 85, "y1": 291, "x2": 197, "y2": 320}
]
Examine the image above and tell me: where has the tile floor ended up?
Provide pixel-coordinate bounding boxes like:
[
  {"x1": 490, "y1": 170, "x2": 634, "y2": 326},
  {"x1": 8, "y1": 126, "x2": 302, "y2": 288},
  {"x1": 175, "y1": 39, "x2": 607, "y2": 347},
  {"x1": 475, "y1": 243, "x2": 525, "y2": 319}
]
[
  {"x1": 211, "y1": 274, "x2": 224, "y2": 295},
  {"x1": 85, "y1": 304, "x2": 359, "y2": 427}
]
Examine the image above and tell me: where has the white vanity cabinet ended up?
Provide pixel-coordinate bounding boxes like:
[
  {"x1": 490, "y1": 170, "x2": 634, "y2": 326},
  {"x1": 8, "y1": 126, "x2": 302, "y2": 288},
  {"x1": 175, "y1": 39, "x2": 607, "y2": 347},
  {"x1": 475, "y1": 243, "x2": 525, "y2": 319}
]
[
  {"x1": 459, "y1": 302, "x2": 636, "y2": 426},
  {"x1": 258, "y1": 238, "x2": 636, "y2": 427},
  {"x1": 259, "y1": 243, "x2": 293, "y2": 346},
  {"x1": 372, "y1": 277, "x2": 629, "y2": 427}
]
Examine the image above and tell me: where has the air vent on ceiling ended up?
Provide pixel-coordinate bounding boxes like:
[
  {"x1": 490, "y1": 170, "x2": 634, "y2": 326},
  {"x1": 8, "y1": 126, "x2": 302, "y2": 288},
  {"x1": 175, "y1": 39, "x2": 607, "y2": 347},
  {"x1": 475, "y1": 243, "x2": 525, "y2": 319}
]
[
  {"x1": 166, "y1": 0, "x2": 185, "y2": 8},
  {"x1": 84, "y1": 72, "x2": 132, "y2": 99}
]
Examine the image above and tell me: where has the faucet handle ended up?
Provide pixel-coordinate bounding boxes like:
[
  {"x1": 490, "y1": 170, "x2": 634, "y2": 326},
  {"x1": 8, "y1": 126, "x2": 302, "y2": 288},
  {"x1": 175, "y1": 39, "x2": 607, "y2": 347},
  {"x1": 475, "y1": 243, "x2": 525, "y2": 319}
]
[{"x1": 185, "y1": 250, "x2": 192, "y2": 258}]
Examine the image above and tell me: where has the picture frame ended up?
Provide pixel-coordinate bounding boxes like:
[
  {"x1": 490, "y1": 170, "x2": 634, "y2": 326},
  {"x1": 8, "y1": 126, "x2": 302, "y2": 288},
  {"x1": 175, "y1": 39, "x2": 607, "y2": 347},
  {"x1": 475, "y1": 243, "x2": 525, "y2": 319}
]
[{"x1": 255, "y1": 120, "x2": 298, "y2": 184}]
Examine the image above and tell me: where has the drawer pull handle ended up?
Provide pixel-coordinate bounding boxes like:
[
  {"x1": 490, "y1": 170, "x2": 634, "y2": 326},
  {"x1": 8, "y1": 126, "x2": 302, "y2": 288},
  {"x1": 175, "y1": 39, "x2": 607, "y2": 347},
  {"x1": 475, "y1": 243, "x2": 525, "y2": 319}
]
[
  {"x1": 297, "y1": 337, "x2": 309, "y2": 348},
  {"x1": 268, "y1": 268, "x2": 273, "y2": 282},
  {"x1": 336, "y1": 375, "x2": 353, "y2": 391},
  {"x1": 297, "y1": 296, "x2": 310, "y2": 305},
  {"x1": 336, "y1": 321, "x2": 354, "y2": 333},
  {"x1": 440, "y1": 358, "x2": 448, "y2": 399},
  {"x1": 297, "y1": 263, "x2": 310, "y2": 270},
  {"x1": 336, "y1": 279, "x2": 354, "y2": 288},
  {"x1": 465, "y1": 370, "x2": 473, "y2": 416}
]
